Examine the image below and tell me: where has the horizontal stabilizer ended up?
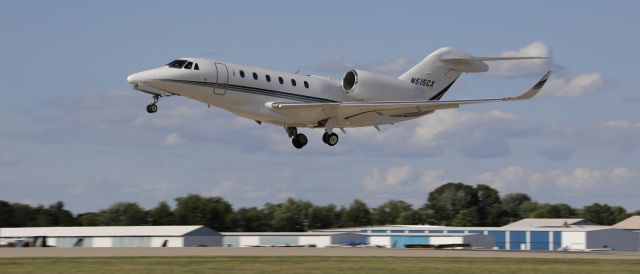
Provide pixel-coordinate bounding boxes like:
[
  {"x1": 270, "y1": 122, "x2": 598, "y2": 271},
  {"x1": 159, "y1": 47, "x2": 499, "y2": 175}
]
[
  {"x1": 440, "y1": 56, "x2": 549, "y2": 73},
  {"x1": 441, "y1": 56, "x2": 549, "y2": 62}
]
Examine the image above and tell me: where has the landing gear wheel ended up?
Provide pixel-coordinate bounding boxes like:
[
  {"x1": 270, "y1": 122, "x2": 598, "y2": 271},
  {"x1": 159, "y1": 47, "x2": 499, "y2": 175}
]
[
  {"x1": 292, "y1": 133, "x2": 308, "y2": 149},
  {"x1": 146, "y1": 104, "x2": 158, "y2": 113},
  {"x1": 322, "y1": 132, "x2": 339, "y2": 146}
]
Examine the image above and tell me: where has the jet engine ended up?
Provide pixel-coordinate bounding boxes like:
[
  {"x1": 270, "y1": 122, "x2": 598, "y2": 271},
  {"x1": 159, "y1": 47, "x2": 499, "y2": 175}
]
[{"x1": 341, "y1": 69, "x2": 425, "y2": 101}]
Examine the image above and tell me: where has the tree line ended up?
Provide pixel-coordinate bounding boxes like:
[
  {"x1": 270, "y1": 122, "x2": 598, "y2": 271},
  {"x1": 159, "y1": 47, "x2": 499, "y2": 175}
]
[{"x1": 1, "y1": 183, "x2": 637, "y2": 231}]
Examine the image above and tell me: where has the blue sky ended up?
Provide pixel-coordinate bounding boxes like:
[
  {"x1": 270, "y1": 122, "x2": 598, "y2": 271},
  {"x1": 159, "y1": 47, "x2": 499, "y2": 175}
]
[{"x1": 1, "y1": 1, "x2": 639, "y2": 213}]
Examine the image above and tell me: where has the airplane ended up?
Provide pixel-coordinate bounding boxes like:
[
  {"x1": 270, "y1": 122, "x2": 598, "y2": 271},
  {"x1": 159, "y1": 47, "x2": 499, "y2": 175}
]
[{"x1": 127, "y1": 47, "x2": 550, "y2": 149}]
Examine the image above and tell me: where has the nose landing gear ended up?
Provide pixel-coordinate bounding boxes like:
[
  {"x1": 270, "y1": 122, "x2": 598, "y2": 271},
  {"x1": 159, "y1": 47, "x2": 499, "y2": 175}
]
[{"x1": 146, "y1": 95, "x2": 159, "y2": 113}]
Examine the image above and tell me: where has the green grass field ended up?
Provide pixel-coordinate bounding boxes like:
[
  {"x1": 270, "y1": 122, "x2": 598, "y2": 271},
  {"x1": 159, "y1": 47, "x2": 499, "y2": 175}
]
[{"x1": 1, "y1": 256, "x2": 639, "y2": 274}]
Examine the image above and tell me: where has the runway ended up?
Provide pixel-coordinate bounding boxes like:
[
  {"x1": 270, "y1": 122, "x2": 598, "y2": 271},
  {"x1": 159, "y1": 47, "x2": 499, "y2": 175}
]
[{"x1": 1, "y1": 247, "x2": 639, "y2": 259}]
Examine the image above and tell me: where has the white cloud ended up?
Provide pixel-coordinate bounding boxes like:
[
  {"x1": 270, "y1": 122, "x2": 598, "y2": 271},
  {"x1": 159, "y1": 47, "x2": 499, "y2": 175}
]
[
  {"x1": 68, "y1": 185, "x2": 87, "y2": 195},
  {"x1": 163, "y1": 132, "x2": 186, "y2": 146},
  {"x1": 316, "y1": 55, "x2": 412, "y2": 75},
  {"x1": 386, "y1": 166, "x2": 413, "y2": 187},
  {"x1": 362, "y1": 166, "x2": 446, "y2": 206},
  {"x1": 364, "y1": 166, "x2": 415, "y2": 192},
  {"x1": 348, "y1": 109, "x2": 532, "y2": 158},
  {"x1": 488, "y1": 41, "x2": 555, "y2": 77},
  {"x1": 471, "y1": 166, "x2": 637, "y2": 201},
  {"x1": 316, "y1": 55, "x2": 351, "y2": 74},
  {"x1": 542, "y1": 73, "x2": 607, "y2": 98}
]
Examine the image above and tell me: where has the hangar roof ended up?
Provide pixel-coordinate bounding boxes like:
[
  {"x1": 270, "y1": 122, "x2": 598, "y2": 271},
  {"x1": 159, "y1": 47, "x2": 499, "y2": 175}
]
[
  {"x1": 0, "y1": 226, "x2": 219, "y2": 237},
  {"x1": 316, "y1": 225, "x2": 612, "y2": 233},
  {"x1": 613, "y1": 216, "x2": 640, "y2": 230},
  {"x1": 502, "y1": 218, "x2": 595, "y2": 227},
  {"x1": 221, "y1": 232, "x2": 359, "y2": 236}
]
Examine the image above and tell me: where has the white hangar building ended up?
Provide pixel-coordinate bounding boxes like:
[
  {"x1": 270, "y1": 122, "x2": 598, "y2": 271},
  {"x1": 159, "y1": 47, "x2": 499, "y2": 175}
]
[
  {"x1": 221, "y1": 232, "x2": 366, "y2": 247},
  {"x1": 317, "y1": 218, "x2": 640, "y2": 251},
  {"x1": 0, "y1": 226, "x2": 222, "y2": 247}
]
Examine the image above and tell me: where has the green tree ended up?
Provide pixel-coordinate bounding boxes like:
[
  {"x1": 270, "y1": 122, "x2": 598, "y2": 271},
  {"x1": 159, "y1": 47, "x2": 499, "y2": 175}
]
[
  {"x1": 11, "y1": 203, "x2": 37, "y2": 227},
  {"x1": 0, "y1": 200, "x2": 15, "y2": 227},
  {"x1": 99, "y1": 202, "x2": 147, "y2": 225},
  {"x1": 77, "y1": 212, "x2": 100, "y2": 226},
  {"x1": 340, "y1": 199, "x2": 371, "y2": 227},
  {"x1": 501, "y1": 193, "x2": 533, "y2": 223},
  {"x1": 174, "y1": 194, "x2": 233, "y2": 231},
  {"x1": 372, "y1": 200, "x2": 413, "y2": 225},
  {"x1": 231, "y1": 207, "x2": 270, "y2": 232},
  {"x1": 475, "y1": 185, "x2": 504, "y2": 226},
  {"x1": 308, "y1": 204, "x2": 339, "y2": 229},
  {"x1": 452, "y1": 208, "x2": 480, "y2": 226},
  {"x1": 424, "y1": 182, "x2": 478, "y2": 226},
  {"x1": 580, "y1": 203, "x2": 629, "y2": 225},
  {"x1": 270, "y1": 198, "x2": 313, "y2": 231},
  {"x1": 530, "y1": 203, "x2": 576, "y2": 218},
  {"x1": 149, "y1": 201, "x2": 175, "y2": 225},
  {"x1": 397, "y1": 209, "x2": 424, "y2": 225}
]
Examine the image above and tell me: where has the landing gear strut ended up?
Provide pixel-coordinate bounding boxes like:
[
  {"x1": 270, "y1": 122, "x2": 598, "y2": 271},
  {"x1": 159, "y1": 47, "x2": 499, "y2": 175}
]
[
  {"x1": 285, "y1": 126, "x2": 308, "y2": 149},
  {"x1": 146, "y1": 95, "x2": 159, "y2": 113},
  {"x1": 322, "y1": 132, "x2": 339, "y2": 146}
]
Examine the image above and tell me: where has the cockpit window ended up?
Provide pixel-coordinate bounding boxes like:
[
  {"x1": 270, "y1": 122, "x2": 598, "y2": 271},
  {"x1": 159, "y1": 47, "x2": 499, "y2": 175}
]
[
  {"x1": 194, "y1": 63, "x2": 199, "y2": 70},
  {"x1": 184, "y1": 61, "x2": 193, "y2": 69},
  {"x1": 167, "y1": 59, "x2": 188, "y2": 68}
]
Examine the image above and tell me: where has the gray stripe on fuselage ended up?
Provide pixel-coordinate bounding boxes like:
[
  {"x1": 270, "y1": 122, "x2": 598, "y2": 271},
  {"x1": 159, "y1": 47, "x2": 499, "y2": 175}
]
[{"x1": 159, "y1": 79, "x2": 338, "y2": 103}]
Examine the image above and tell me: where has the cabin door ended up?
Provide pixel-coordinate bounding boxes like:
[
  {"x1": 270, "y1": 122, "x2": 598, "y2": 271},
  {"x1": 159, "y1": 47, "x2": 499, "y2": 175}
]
[{"x1": 214, "y1": 63, "x2": 228, "y2": 95}]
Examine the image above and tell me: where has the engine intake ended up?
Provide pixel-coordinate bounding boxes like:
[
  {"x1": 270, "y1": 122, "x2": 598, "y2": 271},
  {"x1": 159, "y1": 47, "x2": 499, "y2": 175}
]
[
  {"x1": 340, "y1": 69, "x2": 425, "y2": 101},
  {"x1": 342, "y1": 70, "x2": 358, "y2": 92}
]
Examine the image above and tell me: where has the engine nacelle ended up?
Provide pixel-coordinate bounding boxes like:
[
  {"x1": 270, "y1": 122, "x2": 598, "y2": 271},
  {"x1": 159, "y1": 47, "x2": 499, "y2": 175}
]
[{"x1": 341, "y1": 69, "x2": 426, "y2": 101}]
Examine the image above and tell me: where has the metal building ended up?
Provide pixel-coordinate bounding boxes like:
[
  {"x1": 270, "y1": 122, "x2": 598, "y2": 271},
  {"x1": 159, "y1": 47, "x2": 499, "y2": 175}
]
[
  {"x1": 318, "y1": 224, "x2": 640, "y2": 251},
  {"x1": 221, "y1": 232, "x2": 366, "y2": 247},
  {"x1": 365, "y1": 232, "x2": 495, "y2": 249},
  {"x1": 0, "y1": 226, "x2": 222, "y2": 247}
]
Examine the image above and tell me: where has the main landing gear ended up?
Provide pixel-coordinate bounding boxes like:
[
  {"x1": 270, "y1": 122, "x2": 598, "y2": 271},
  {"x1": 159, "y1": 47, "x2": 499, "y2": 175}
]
[
  {"x1": 285, "y1": 126, "x2": 308, "y2": 149},
  {"x1": 146, "y1": 95, "x2": 159, "y2": 113},
  {"x1": 322, "y1": 132, "x2": 339, "y2": 146},
  {"x1": 285, "y1": 127, "x2": 340, "y2": 149}
]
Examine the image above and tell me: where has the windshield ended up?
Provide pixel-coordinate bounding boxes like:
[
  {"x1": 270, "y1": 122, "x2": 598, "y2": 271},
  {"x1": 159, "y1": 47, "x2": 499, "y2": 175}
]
[{"x1": 167, "y1": 59, "x2": 188, "y2": 68}]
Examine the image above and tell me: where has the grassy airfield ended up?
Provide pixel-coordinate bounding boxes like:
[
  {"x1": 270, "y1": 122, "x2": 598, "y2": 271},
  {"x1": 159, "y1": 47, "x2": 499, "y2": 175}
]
[{"x1": 1, "y1": 256, "x2": 640, "y2": 274}]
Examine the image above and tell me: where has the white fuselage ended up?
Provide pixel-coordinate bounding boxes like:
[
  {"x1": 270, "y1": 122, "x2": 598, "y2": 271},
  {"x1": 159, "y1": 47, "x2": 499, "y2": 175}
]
[
  {"x1": 127, "y1": 58, "x2": 438, "y2": 128},
  {"x1": 127, "y1": 48, "x2": 548, "y2": 149}
]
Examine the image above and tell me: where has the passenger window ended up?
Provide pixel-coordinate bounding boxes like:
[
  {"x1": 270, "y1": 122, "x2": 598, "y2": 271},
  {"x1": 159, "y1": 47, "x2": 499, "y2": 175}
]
[
  {"x1": 278, "y1": 77, "x2": 284, "y2": 84},
  {"x1": 240, "y1": 70, "x2": 245, "y2": 78},
  {"x1": 253, "y1": 72, "x2": 258, "y2": 80},
  {"x1": 266, "y1": 75, "x2": 271, "y2": 82},
  {"x1": 304, "y1": 81, "x2": 309, "y2": 88},
  {"x1": 291, "y1": 79, "x2": 297, "y2": 86},
  {"x1": 194, "y1": 63, "x2": 199, "y2": 70},
  {"x1": 184, "y1": 62, "x2": 193, "y2": 69}
]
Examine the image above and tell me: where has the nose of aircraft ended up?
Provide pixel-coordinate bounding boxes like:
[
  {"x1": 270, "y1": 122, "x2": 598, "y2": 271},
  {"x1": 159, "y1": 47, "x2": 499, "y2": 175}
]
[{"x1": 127, "y1": 72, "x2": 142, "y2": 85}]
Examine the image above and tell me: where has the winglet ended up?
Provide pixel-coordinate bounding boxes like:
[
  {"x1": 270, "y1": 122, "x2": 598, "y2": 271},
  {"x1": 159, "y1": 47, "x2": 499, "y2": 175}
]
[{"x1": 509, "y1": 71, "x2": 551, "y2": 100}]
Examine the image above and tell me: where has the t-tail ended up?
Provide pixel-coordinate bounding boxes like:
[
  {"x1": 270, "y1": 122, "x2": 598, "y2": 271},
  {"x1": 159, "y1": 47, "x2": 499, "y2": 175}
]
[{"x1": 399, "y1": 47, "x2": 549, "y2": 100}]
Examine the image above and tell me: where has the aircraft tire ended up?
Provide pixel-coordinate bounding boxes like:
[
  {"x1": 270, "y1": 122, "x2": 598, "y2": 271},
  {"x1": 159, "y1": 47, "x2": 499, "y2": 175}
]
[
  {"x1": 292, "y1": 137, "x2": 303, "y2": 149},
  {"x1": 323, "y1": 132, "x2": 338, "y2": 146},
  {"x1": 295, "y1": 133, "x2": 308, "y2": 147},
  {"x1": 146, "y1": 104, "x2": 158, "y2": 113}
]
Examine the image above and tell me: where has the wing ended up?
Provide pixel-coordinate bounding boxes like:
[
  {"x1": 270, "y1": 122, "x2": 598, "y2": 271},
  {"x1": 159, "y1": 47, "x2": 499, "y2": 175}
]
[{"x1": 268, "y1": 71, "x2": 550, "y2": 126}]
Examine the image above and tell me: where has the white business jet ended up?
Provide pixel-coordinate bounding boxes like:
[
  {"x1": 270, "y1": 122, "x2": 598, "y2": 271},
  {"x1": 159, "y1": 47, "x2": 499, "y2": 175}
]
[{"x1": 127, "y1": 47, "x2": 550, "y2": 149}]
